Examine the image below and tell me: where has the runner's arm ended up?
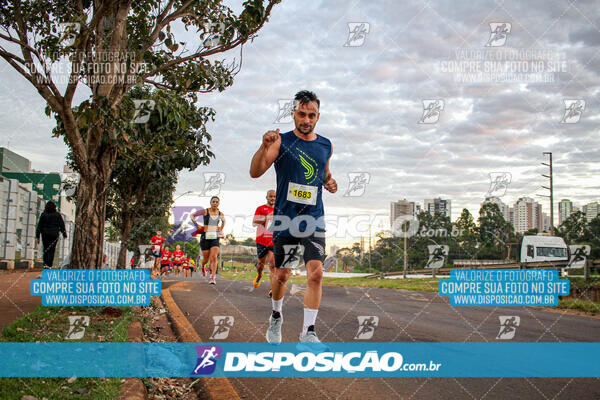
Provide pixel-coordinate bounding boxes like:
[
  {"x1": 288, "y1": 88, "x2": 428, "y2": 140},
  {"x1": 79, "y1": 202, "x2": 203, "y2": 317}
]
[
  {"x1": 253, "y1": 207, "x2": 267, "y2": 226},
  {"x1": 218, "y1": 212, "x2": 226, "y2": 232},
  {"x1": 250, "y1": 129, "x2": 281, "y2": 178},
  {"x1": 323, "y1": 147, "x2": 337, "y2": 193}
]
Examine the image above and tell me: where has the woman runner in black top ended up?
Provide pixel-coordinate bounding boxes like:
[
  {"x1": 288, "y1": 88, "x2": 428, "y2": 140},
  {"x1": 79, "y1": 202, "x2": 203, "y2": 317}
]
[{"x1": 192, "y1": 196, "x2": 225, "y2": 284}]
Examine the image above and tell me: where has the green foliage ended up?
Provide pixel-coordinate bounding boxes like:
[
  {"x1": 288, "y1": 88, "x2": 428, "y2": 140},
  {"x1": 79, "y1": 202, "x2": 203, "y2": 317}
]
[
  {"x1": 0, "y1": 0, "x2": 280, "y2": 267},
  {"x1": 129, "y1": 215, "x2": 172, "y2": 254},
  {"x1": 168, "y1": 240, "x2": 200, "y2": 260}
]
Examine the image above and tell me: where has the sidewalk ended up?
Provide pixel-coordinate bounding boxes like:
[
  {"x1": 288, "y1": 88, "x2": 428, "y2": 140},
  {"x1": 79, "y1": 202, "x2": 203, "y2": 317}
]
[{"x1": 0, "y1": 270, "x2": 41, "y2": 331}]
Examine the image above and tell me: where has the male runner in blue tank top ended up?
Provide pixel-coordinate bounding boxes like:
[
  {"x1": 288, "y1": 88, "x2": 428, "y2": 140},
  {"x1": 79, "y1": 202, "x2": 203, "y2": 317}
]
[{"x1": 250, "y1": 90, "x2": 337, "y2": 350}]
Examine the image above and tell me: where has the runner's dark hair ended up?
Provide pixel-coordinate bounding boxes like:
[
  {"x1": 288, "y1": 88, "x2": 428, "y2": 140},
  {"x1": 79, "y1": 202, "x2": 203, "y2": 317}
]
[{"x1": 294, "y1": 90, "x2": 320, "y2": 109}]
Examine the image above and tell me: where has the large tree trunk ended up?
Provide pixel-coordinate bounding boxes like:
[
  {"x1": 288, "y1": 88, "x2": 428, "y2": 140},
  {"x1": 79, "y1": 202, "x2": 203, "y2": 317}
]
[
  {"x1": 117, "y1": 210, "x2": 134, "y2": 268},
  {"x1": 70, "y1": 146, "x2": 118, "y2": 269}
]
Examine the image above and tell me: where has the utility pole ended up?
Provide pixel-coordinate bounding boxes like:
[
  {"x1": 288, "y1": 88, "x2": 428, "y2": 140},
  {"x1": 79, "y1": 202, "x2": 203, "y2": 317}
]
[
  {"x1": 403, "y1": 221, "x2": 407, "y2": 279},
  {"x1": 368, "y1": 224, "x2": 372, "y2": 273},
  {"x1": 541, "y1": 152, "x2": 555, "y2": 235}
]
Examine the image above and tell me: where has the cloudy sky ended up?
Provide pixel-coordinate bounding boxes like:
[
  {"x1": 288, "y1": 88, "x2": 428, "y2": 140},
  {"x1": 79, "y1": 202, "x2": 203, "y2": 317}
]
[{"x1": 1, "y1": 0, "x2": 599, "y2": 248}]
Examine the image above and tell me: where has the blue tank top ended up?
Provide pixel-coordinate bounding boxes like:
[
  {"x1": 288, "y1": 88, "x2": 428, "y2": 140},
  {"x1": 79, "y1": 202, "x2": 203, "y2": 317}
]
[{"x1": 273, "y1": 131, "x2": 332, "y2": 237}]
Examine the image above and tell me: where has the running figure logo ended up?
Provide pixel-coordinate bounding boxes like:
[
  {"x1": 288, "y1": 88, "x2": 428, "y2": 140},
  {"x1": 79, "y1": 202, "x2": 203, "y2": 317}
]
[
  {"x1": 344, "y1": 172, "x2": 371, "y2": 197},
  {"x1": 485, "y1": 23, "x2": 511, "y2": 47},
  {"x1": 418, "y1": 100, "x2": 444, "y2": 124},
  {"x1": 65, "y1": 316, "x2": 89, "y2": 340},
  {"x1": 496, "y1": 316, "x2": 520, "y2": 340},
  {"x1": 274, "y1": 99, "x2": 295, "y2": 124},
  {"x1": 203, "y1": 22, "x2": 226, "y2": 48},
  {"x1": 200, "y1": 172, "x2": 226, "y2": 196},
  {"x1": 323, "y1": 256, "x2": 337, "y2": 272},
  {"x1": 354, "y1": 316, "x2": 379, "y2": 340},
  {"x1": 560, "y1": 99, "x2": 585, "y2": 124},
  {"x1": 132, "y1": 99, "x2": 156, "y2": 123},
  {"x1": 344, "y1": 23, "x2": 370, "y2": 47},
  {"x1": 209, "y1": 316, "x2": 235, "y2": 340},
  {"x1": 426, "y1": 245, "x2": 449, "y2": 269},
  {"x1": 486, "y1": 172, "x2": 512, "y2": 197},
  {"x1": 281, "y1": 244, "x2": 304, "y2": 269},
  {"x1": 567, "y1": 245, "x2": 590, "y2": 269},
  {"x1": 192, "y1": 345, "x2": 222, "y2": 375},
  {"x1": 60, "y1": 172, "x2": 80, "y2": 197},
  {"x1": 59, "y1": 22, "x2": 80, "y2": 46}
]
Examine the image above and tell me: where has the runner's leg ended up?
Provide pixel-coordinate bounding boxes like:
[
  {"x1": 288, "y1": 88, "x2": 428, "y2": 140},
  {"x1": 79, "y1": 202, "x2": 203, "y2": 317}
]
[
  {"x1": 201, "y1": 250, "x2": 209, "y2": 276},
  {"x1": 302, "y1": 259, "x2": 323, "y2": 335},
  {"x1": 208, "y1": 246, "x2": 219, "y2": 283}
]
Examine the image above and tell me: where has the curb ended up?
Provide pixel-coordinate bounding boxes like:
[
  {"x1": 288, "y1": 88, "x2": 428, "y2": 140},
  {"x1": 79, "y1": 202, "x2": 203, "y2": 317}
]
[
  {"x1": 118, "y1": 318, "x2": 148, "y2": 399},
  {"x1": 161, "y1": 284, "x2": 242, "y2": 400}
]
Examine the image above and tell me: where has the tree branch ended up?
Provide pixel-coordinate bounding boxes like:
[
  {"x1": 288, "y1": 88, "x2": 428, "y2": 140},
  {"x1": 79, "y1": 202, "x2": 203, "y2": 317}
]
[{"x1": 143, "y1": 0, "x2": 277, "y2": 79}]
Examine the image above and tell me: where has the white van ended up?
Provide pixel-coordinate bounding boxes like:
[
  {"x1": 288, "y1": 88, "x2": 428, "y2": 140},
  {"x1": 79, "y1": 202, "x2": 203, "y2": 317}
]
[{"x1": 520, "y1": 235, "x2": 568, "y2": 263}]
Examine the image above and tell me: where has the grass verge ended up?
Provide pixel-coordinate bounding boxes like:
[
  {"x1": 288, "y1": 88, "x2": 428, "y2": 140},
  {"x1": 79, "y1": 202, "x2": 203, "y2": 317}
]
[
  {"x1": 220, "y1": 270, "x2": 440, "y2": 292},
  {"x1": 557, "y1": 298, "x2": 600, "y2": 315},
  {"x1": 0, "y1": 305, "x2": 144, "y2": 400}
]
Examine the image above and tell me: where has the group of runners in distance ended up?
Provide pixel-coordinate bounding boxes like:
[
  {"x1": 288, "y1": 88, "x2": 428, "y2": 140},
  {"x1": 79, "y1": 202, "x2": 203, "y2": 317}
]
[
  {"x1": 149, "y1": 234, "x2": 196, "y2": 278},
  {"x1": 147, "y1": 90, "x2": 336, "y2": 349}
]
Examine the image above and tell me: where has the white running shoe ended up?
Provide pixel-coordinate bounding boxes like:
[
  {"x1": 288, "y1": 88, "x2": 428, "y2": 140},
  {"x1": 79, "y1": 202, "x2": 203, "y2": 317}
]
[
  {"x1": 266, "y1": 315, "x2": 282, "y2": 344},
  {"x1": 297, "y1": 331, "x2": 329, "y2": 353}
]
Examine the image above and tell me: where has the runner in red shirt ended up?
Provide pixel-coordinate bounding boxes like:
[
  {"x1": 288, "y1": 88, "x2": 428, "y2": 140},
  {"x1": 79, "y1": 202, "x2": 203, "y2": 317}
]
[
  {"x1": 150, "y1": 231, "x2": 165, "y2": 276},
  {"x1": 172, "y1": 245, "x2": 185, "y2": 277},
  {"x1": 182, "y1": 256, "x2": 193, "y2": 278},
  {"x1": 160, "y1": 247, "x2": 172, "y2": 276},
  {"x1": 253, "y1": 190, "x2": 276, "y2": 294}
]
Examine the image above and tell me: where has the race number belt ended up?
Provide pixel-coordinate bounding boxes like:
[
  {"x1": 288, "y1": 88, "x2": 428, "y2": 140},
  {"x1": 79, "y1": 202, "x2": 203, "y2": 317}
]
[
  {"x1": 287, "y1": 182, "x2": 317, "y2": 206},
  {"x1": 205, "y1": 231, "x2": 218, "y2": 240}
]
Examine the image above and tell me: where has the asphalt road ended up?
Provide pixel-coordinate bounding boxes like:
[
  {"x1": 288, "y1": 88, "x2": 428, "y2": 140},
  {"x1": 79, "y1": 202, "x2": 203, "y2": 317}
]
[{"x1": 161, "y1": 274, "x2": 600, "y2": 400}]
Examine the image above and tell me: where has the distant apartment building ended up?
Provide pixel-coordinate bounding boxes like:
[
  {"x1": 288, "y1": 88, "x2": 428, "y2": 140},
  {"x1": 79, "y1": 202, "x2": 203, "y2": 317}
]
[
  {"x1": 484, "y1": 196, "x2": 511, "y2": 222},
  {"x1": 0, "y1": 147, "x2": 31, "y2": 173},
  {"x1": 512, "y1": 197, "x2": 543, "y2": 233},
  {"x1": 558, "y1": 199, "x2": 574, "y2": 225},
  {"x1": 424, "y1": 198, "x2": 451, "y2": 219},
  {"x1": 585, "y1": 202, "x2": 599, "y2": 223},
  {"x1": 542, "y1": 213, "x2": 552, "y2": 233},
  {"x1": 390, "y1": 199, "x2": 417, "y2": 228}
]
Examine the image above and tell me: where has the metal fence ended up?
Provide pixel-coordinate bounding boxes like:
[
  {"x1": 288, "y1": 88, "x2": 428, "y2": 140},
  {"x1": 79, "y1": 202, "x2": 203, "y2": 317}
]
[{"x1": 0, "y1": 176, "x2": 132, "y2": 268}]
